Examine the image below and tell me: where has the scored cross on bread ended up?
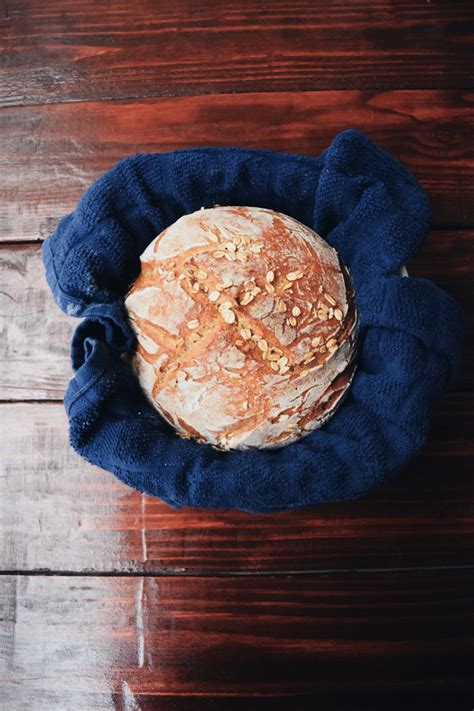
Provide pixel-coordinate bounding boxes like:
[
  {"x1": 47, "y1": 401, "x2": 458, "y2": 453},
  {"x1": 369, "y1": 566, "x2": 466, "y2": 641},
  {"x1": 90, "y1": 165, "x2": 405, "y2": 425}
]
[{"x1": 124, "y1": 206, "x2": 358, "y2": 450}]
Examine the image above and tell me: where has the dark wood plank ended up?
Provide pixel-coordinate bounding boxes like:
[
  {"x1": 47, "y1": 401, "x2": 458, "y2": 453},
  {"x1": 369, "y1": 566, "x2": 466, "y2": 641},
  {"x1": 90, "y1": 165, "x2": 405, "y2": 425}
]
[
  {"x1": 409, "y1": 228, "x2": 474, "y2": 306},
  {"x1": 408, "y1": 228, "x2": 474, "y2": 395},
  {"x1": 18, "y1": 693, "x2": 470, "y2": 711},
  {"x1": 1, "y1": 401, "x2": 472, "y2": 574},
  {"x1": 1, "y1": 571, "x2": 472, "y2": 707},
  {"x1": 1, "y1": 231, "x2": 471, "y2": 400},
  {"x1": 1, "y1": 90, "x2": 473, "y2": 241},
  {"x1": 1, "y1": 0, "x2": 473, "y2": 108}
]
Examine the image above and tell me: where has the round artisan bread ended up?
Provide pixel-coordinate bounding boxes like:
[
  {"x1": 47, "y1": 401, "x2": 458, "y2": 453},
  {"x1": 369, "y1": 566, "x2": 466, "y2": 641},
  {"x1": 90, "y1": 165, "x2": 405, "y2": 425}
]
[{"x1": 124, "y1": 206, "x2": 359, "y2": 450}]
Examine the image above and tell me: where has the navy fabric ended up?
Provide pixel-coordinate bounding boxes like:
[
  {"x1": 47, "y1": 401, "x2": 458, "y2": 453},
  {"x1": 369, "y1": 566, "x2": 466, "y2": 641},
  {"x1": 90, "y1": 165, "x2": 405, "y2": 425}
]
[{"x1": 42, "y1": 130, "x2": 463, "y2": 512}]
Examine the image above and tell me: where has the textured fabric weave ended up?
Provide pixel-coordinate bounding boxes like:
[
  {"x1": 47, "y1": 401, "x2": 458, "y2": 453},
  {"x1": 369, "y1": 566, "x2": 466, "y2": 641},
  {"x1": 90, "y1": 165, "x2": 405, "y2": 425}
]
[{"x1": 42, "y1": 130, "x2": 463, "y2": 512}]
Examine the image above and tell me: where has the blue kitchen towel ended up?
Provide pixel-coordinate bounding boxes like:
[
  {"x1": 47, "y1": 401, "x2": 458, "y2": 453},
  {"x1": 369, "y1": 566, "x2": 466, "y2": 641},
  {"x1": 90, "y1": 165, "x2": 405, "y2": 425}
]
[{"x1": 42, "y1": 130, "x2": 463, "y2": 512}]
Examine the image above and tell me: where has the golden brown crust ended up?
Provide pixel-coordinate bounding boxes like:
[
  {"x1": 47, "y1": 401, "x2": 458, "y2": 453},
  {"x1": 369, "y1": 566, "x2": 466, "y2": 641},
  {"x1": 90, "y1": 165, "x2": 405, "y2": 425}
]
[{"x1": 124, "y1": 206, "x2": 358, "y2": 450}]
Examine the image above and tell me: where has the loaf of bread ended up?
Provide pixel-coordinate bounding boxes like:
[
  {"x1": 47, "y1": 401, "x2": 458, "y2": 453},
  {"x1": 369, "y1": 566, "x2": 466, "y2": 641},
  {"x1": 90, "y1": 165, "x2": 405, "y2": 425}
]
[{"x1": 124, "y1": 206, "x2": 358, "y2": 450}]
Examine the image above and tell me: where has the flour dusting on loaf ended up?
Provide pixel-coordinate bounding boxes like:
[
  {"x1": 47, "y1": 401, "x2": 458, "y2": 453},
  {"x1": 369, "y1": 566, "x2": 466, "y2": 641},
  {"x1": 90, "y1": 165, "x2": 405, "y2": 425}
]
[{"x1": 124, "y1": 206, "x2": 358, "y2": 450}]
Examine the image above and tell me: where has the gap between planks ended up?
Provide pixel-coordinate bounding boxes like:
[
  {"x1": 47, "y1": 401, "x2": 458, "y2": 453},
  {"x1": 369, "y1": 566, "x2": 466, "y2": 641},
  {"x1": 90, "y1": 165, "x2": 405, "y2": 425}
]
[
  {"x1": 0, "y1": 399, "x2": 64, "y2": 404},
  {"x1": 1, "y1": 564, "x2": 473, "y2": 578}
]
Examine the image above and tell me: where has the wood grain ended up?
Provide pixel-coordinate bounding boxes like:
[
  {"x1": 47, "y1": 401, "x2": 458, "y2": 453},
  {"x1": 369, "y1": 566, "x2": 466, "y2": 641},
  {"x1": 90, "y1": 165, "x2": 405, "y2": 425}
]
[
  {"x1": 1, "y1": 90, "x2": 473, "y2": 241},
  {"x1": 1, "y1": 696, "x2": 472, "y2": 711},
  {"x1": 8, "y1": 694, "x2": 467, "y2": 711},
  {"x1": 1, "y1": 571, "x2": 472, "y2": 706},
  {"x1": 1, "y1": 231, "x2": 472, "y2": 401},
  {"x1": 1, "y1": 401, "x2": 472, "y2": 574},
  {"x1": 1, "y1": 0, "x2": 473, "y2": 108},
  {"x1": 0, "y1": 244, "x2": 74, "y2": 400}
]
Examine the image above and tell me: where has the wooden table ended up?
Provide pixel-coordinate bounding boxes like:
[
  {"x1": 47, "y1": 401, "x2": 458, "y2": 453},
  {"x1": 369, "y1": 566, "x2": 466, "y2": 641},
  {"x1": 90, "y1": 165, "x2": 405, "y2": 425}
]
[{"x1": 1, "y1": 2, "x2": 473, "y2": 708}]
